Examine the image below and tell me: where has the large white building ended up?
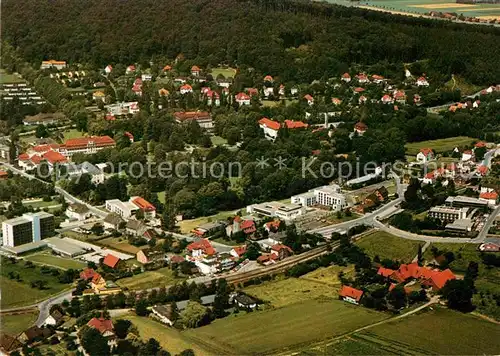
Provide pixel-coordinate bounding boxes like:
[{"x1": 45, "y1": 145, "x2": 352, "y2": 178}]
[
  {"x1": 428, "y1": 206, "x2": 469, "y2": 223},
  {"x1": 291, "y1": 184, "x2": 347, "y2": 211},
  {"x1": 2, "y1": 212, "x2": 55, "y2": 247},
  {"x1": 246, "y1": 201, "x2": 306, "y2": 221},
  {"x1": 105, "y1": 199, "x2": 139, "y2": 219}
]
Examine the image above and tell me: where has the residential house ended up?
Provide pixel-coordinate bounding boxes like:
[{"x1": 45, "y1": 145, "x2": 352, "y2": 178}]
[
  {"x1": 232, "y1": 293, "x2": 258, "y2": 310},
  {"x1": 304, "y1": 94, "x2": 314, "y2": 106},
  {"x1": 378, "y1": 263, "x2": 456, "y2": 291},
  {"x1": 263, "y1": 75, "x2": 274, "y2": 82},
  {"x1": 375, "y1": 186, "x2": 389, "y2": 202},
  {"x1": 416, "y1": 148, "x2": 434, "y2": 164},
  {"x1": 290, "y1": 87, "x2": 298, "y2": 95},
  {"x1": 358, "y1": 95, "x2": 367, "y2": 104},
  {"x1": 187, "y1": 238, "x2": 216, "y2": 258},
  {"x1": 126, "y1": 65, "x2": 136, "y2": 74},
  {"x1": 130, "y1": 196, "x2": 156, "y2": 219},
  {"x1": 174, "y1": 111, "x2": 213, "y2": 131},
  {"x1": 125, "y1": 219, "x2": 147, "y2": 236},
  {"x1": 226, "y1": 216, "x2": 256, "y2": 237},
  {"x1": 192, "y1": 221, "x2": 226, "y2": 237},
  {"x1": 393, "y1": 90, "x2": 406, "y2": 103},
  {"x1": 151, "y1": 304, "x2": 176, "y2": 326},
  {"x1": 205, "y1": 89, "x2": 220, "y2": 106},
  {"x1": 136, "y1": 248, "x2": 166, "y2": 265},
  {"x1": 278, "y1": 84, "x2": 285, "y2": 96},
  {"x1": 257, "y1": 253, "x2": 278, "y2": 265},
  {"x1": 80, "y1": 268, "x2": 97, "y2": 281},
  {"x1": 479, "y1": 191, "x2": 498, "y2": 206},
  {"x1": 339, "y1": 285, "x2": 364, "y2": 305},
  {"x1": 230, "y1": 245, "x2": 247, "y2": 259},
  {"x1": 90, "y1": 273, "x2": 121, "y2": 295},
  {"x1": 235, "y1": 92, "x2": 251, "y2": 106},
  {"x1": 381, "y1": 94, "x2": 393, "y2": 104},
  {"x1": 191, "y1": 66, "x2": 201, "y2": 76},
  {"x1": 158, "y1": 88, "x2": 170, "y2": 97},
  {"x1": 354, "y1": 122, "x2": 367, "y2": 135},
  {"x1": 332, "y1": 97, "x2": 342, "y2": 106},
  {"x1": 258, "y1": 118, "x2": 280, "y2": 141},
  {"x1": 270, "y1": 244, "x2": 293, "y2": 260},
  {"x1": 462, "y1": 150, "x2": 474, "y2": 162},
  {"x1": 93, "y1": 91, "x2": 106, "y2": 102},
  {"x1": 353, "y1": 87, "x2": 365, "y2": 94},
  {"x1": 41, "y1": 60, "x2": 67, "y2": 70},
  {"x1": 44, "y1": 310, "x2": 64, "y2": 326},
  {"x1": 416, "y1": 76, "x2": 429, "y2": 87},
  {"x1": 66, "y1": 203, "x2": 91, "y2": 221},
  {"x1": 141, "y1": 74, "x2": 152, "y2": 81},
  {"x1": 371, "y1": 74, "x2": 385, "y2": 84},
  {"x1": 356, "y1": 73, "x2": 369, "y2": 83},
  {"x1": 179, "y1": 84, "x2": 193, "y2": 94},
  {"x1": 87, "y1": 316, "x2": 114, "y2": 338},
  {"x1": 104, "y1": 65, "x2": 113, "y2": 74},
  {"x1": 341, "y1": 73, "x2": 351, "y2": 82},
  {"x1": 264, "y1": 220, "x2": 281, "y2": 233},
  {"x1": 103, "y1": 213, "x2": 124, "y2": 230},
  {"x1": 19, "y1": 326, "x2": 52, "y2": 343},
  {"x1": 103, "y1": 254, "x2": 121, "y2": 269}
]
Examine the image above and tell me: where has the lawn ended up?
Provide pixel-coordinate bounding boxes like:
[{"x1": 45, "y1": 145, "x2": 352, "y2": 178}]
[
  {"x1": 262, "y1": 99, "x2": 298, "y2": 107},
  {"x1": 243, "y1": 277, "x2": 340, "y2": 308},
  {"x1": 183, "y1": 299, "x2": 388, "y2": 355},
  {"x1": 210, "y1": 135, "x2": 228, "y2": 146},
  {"x1": 356, "y1": 307, "x2": 500, "y2": 355},
  {"x1": 157, "y1": 191, "x2": 166, "y2": 204},
  {"x1": 300, "y1": 264, "x2": 356, "y2": 286},
  {"x1": 211, "y1": 67, "x2": 237, "y2": 78},
  {"x1": 23, "y1": 199, "x2": 60, "y2": 209},
  {"x1": 99, "y1": 237, "x2": 146, "y2": 254},
  {"x1": 405, "y1": 136, "x2": 476, "y2": 155},
  {"x1": 62, "y1": 129, "x2": 85, "y2": 140},
  {"x1": 1, "y1": 311, "x2": 39, "y2": 335},
  {"x1": 0, "y1": 69, "x2": 25, "y2": 84},
  {"x1": 117, "y1": 314, "x2": 214, "y2": 355},
  {"x1": 25, "y1": 253, "x2": 86, "y2": 270},
  {"x1": 178, "y1": 210, "x2": 237, "y2": 234},
  {"x1": 356, "y1": 230, "x2": 422, "y2": 262},
  {"x1": 116, "y1": 267, "x2": 184, "y2": 290}
]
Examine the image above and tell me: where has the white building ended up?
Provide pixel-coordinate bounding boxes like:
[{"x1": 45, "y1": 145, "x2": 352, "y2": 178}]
[
  {"x1": 416, "y1": 76, "x2": 429, "y2": 87},
  {"x1": 428, "y1": 206, "x2": 469, "y2": 222},
  {"x1": 235, "y1": 92, "x2": 251, "y2": 106},
  {"x1": 66, "y1": 203, "x2": 91, "y2": 221},
  {"x1": 141, "y1": 74, "x2": 152, "y2": 81},
  {"x1": 66, "y1": 161, "x2": 105, "y2": 184},
  {"x1": 105, "y1": 199, "x2": 139, "y2": 219},
  {"x1": 258, "y1": 118, "x2": 280, "y2": 141},
  {"x1": 416, "y1": 148, "x2": 434, "y2": 164},
  {"x1": 246, "y1": 201, "x2": 306, "y2": 221},
  {"x1": 291, "y1": 184, "x2": 347, "y2": 211},
  {"x1": 2, "y1": 212, "x2": 54, "y2": 247},
  {"x1": 40, "y1": 60, "x2": 67, "y2": 70}
]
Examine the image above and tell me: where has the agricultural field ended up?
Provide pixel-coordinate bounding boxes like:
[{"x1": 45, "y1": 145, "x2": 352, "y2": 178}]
[
  {"x1": 243, "y1": 277, "x2": 339, "y2": 308},
  {"x1": 210, "y1": 67, "x2": 237, "y2": 78},
  {"x1": 355, "y1": 230, "x2": 422, "y2": 262},
  {"x1": 261, "y1": 99, "x2": 298, "y2": 107},
  {"x1": 117, "y1": 313, "x2": 213, "y2": 355},
  {"x1": 116, "y1": 267, "x2": 184, "y2": 290},
  {"x1": 177, "y1": 209, "x2": 237, "y2": 234},
  {"x1": 99, "y1": 236, "x2": 146, "y2": 254},
  {"x1": 405, "y1": 136, "x2": 476, "y2": 155},
  {"x1": 183, "y1": 298, "x2": 388, "y2": 355},
  {"x1": 23, "y1": 199, "x2": 61, "y2": 209},
  {"x1": 300, "y1": 264, "x2": 356, "y2": 286},
  {"x1": 24, "y1": 252, "x2": 86, "y2": 270},
  {"x1": 1, "y1": 311, "x2": 39, "y2": 335}
]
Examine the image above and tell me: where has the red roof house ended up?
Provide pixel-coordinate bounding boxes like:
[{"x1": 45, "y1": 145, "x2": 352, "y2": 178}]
[
  {"x1": 377, "y1": 266, "x2": 396, "y2": 278},
  {"x1": 80, "y1": 268, "x2": 96, "y2": 280},
  {"x1": 131, "y1": 197, "x2": 155, "y2": 212},
  {"x1": 87, "y1": 316, "x2": 114, "y2": 336},
  {"x1": 103, "y1": 254, "x2": 121, "y2": 268},
  {"x1": 258, "y1": 118, "x2": 281, "y2": 131},
  {"x1": 42, "y1": 150, "x2": 67, "y2": 165},
  {"x1": 187, "y1": 239, "x2": 216, "y2": 256},
  {"x1": 339, "y1": 285, "x2": 364, "y2": 304},
  {"x1": 284, "y1": 120, "x2": 308, "y2": 129}
]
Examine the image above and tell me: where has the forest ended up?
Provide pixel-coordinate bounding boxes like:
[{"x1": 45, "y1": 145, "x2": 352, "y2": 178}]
[{"x1": 2, "y1": 0, "x2": 500, "y2": 85}]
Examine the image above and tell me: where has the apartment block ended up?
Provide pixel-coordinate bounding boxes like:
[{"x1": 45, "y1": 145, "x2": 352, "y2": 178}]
[{"x1": 2, "y1": 212, "x2": 55, "y2": 247}]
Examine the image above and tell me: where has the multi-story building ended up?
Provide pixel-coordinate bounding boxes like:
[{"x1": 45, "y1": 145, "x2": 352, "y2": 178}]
[
  {"x1": 58, "y1": 136, "x2": 116, "y2": 158},
  {"x1": 291, "y1": 184, "x2": 347, "y2": 211},
  {"x1": 445, "y1": 195, "x2": 489, "y2": 209},
  {"x1": 40, "y1": 60, "x2": 67, "y2": 70},
  {"x1": 2, "y1": 212, "x2": 55, "y2": 247},
  {"x1": 428, "y1": 206, "x2": 469, "y2": 223},
  {"x1": 105, "y1": 199, "x2": 139, "y2": 219},
  {"x1": 247, "y1": 201, "x2": 306, "y2": 221},
  {"x1": 173, "y1": 111, "x2": 213, "y2": 131}
]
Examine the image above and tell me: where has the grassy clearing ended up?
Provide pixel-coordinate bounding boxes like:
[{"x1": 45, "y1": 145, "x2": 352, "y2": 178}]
[
  {"x1": 184, "y1": 298, "x2": 387, "y2": 355},
  {"x1": 157, "y1": 191, "x2": 166, "y2": 204},
  {"x1": 444, "y1": 75, "x2": 482, "y2": 96},
  {"x1": 116, "y1": 267, "x2": 184, "y2": 290},
  {"x1": 178, "y1": 210, "x2": 236, "y2": 234},
  {"x1": 300, "y1": 264, "x2": 356, "y2": 286},
  {"x1": 243, "y1": 277, "x2": 339, "y2": 308},
  {"x1": 211, "y1": 67, "x2": 236, "y2": 78},
  {"x1": 99, "y1": 237, "x2": 145, "y2": 254},
  {"x1": 210, "y1": 237, "x2": 239, "y2": 246},
  {"x1": 405, "y1": 136, "x2": 476, "y2": 155},
  {"x1": 117, "y1": 313, "x2": 213, "y2": 355},
  {"x1": 358, "y1": 307, "x2": 500, "y2": 355},
  {"x1": 62, "y1": 129, "x2": 85, "y2": 140},
  {"x1": 23, "y1": 199, "x2": 60, "y2": 209},
  {"x1": 356, "y1": 230, "x2": 422, "y2": 262},
  {"x1": 0, "y1": 69, "x2": 25, "y2": 84},
  {"x1": 25, "y1": 253, "x2": 86, "y2": 270},
  {"x1": 210, "y1": 135, "x2": 228, "y2": 146},
  {"x1": 261, "y1": 99, "x2": 298, "y2": 107},
  {"x1": 0, "y1": 311, "x2": 39, "y2": 335}
]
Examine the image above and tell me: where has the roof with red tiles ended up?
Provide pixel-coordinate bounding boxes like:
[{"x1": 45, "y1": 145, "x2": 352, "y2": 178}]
[
  {"x1": 339, "y1": 285, "x2": 364, "y2": 302},
  {"x1": 103, "y1": 254, "x2": 120, "y2": 268}
]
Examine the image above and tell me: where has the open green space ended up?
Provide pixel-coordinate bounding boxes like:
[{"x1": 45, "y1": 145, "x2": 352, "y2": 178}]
[
  {"x1": 300, "y1": 264, "x2": 356, "y2": 286},
  {"x1": 62, "y1": 128, "x2": 85, "y2": 140},
  {"x1": 211, "y1": 67, "x2": 237, "y2": 78},
  {"x1": 25, "y1": 252, "x2": 86, "y2": 270},
  {"x1": 0, "y1": 276, "x2": 68, "y2": 309},
  {"x1": 157, "y1": 191, "x2": 166, "y2": 204},
  {"x1": 117, "y1": 313, "x2": 214, "y2": 355},
  {"x1": 356, "y1": 230, "x2": 422, "y2": 262},
  {"x1": 0, "y1": 69, "x2": 25, "y2": 84},
  {"x1": 262, "y1": 99, "x2": 298, "y2": 107},
  {"x1": 99, "y1": 237, "x2": 146, "y2": 254},
  {"x1": 23, "y1": 199, "x2": 60, "y2": 209},
  {"x1": 210, "y1": 135, "x2": 228, "y2": 146},
  {"x1": 116, "y1": 267, "x2": 184, "y2": 290},
  {"x1": 183, "y1": 298, "x2": 388, "y2": 355},
  {"x1": 178, "y1": 209, "x2": 236, "y2": 234},
  {"x1": 0, "y1": 311, "x2": 39, "y2": 335},
  {"x1": 405, "y1": 136, "x2": 476, "y2": 155}
]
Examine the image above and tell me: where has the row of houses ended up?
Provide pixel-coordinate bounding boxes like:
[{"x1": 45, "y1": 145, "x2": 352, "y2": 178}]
[{"x1": 1, "y1": 82, "x2": 46, "y2": 106}]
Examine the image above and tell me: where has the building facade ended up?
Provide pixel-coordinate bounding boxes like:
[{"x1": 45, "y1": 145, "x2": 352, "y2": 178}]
[{"x1": 2, "y1": 212, "x2": 55, "y2": 247}]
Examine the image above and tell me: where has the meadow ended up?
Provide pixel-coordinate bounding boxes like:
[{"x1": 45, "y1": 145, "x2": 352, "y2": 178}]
[
  {"x1": 116, "y1": 267, "x2": 184, "y2": 290},
  {"x1": 177, "y1": 209, "x2": 237, "y2": 234},
  {"x1": 1, "y1": 311, "x2": 39, "y2": 335},
  {"x1": 355, "y1": 230, "x2": 422, "y2": 262},
  {"x1": 183, "y1": 298, "x2": 388, "y2": 355},
  {"x1": 25, "y1": 252, "x2": 86, "y2": 270},
  {"x1": 0, "y1": 69, "x2": 25, "y2": 84},
  {"x1": 405, "y1": 136, "x2": 476, "y2": 155}
]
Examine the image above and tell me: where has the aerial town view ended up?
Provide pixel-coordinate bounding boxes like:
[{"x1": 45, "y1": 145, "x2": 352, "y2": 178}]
[{"x1": 0, "y1": 0, "x2": 499, "y2": 355}]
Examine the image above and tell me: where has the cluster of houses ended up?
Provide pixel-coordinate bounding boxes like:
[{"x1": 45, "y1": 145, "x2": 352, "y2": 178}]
[{"x1": 339, "y1": 262, "x2": 456, "y2": 306}]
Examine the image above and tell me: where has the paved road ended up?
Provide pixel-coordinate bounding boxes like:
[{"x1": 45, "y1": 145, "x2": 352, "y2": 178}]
[{"x1": 477, "y1": 204, "x2": 500, "y2": 242}]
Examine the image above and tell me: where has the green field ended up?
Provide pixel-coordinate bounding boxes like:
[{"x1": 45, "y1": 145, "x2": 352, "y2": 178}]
[
  {"x1": 262, "y1": 99, "x2": 298, "y2": 107},
  {"x1": 62, "y1": 129, "x2": 85, "y2": 140},
  {"x1": 211, "y1": 67, "x2": 237, "y2": 78},
  {"x1": 0, "y1": 69, "x2": 25, "y2": 84},
  {"x1": 116, "y1": 267, "x2": 184, "y2": 290},
  {"x1": 157, "y1": 191, "x2": 166, "y2": 204},
  {"x1": 23, "y1": 199, "x2": 60, "y2": 209},
  {"x1": 25, "y1": 253, "x2": 86, "y2": 270},
  {"x1": 0, "y1": 311, "x2": 39, "y2": 335},
  {"x1": 356, "y1": 230, "x2": 422, "y2": 262},
  {"x1": 117, "y1": 314, "x2": 214, "y2": 355},
  {"x1": 99, "y1": 237, "x2": 146, "y2": 254},
  {"x1": 210, "y1": 135, "x2": 228, "y2": 146},
  {"x1": 183, "y1": 299, "x2": 388, "y2": 355},
  {"x1": 178, "y1": 209, "x2": 236, "y2": 234},
  {"x1": 405, "y1": 136, "x2": 476, "y2": 155}
]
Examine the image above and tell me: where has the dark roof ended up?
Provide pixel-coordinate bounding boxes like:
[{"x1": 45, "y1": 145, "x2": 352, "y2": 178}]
[
  {"x1": 234, "y1": 293, "x2": 258, "y2": 306},
  {"x1": 0, "y1": 334, "x2": 22, "y2": 352},
  {"x1": 23, "y1": 326, "x2": 51, "y2": 342},
  {"x1": 69, "y1": 203, "x2": 89, "y2": 214},
  {"x1": 50, "y1": 309, "x2": 64, "y2": 322},
  {"x1": 126, "y1": 219, "x2": 145, "y2": 231},
  {"x1": 104, "y1": 213, "x2": 124, "y2": 226}
]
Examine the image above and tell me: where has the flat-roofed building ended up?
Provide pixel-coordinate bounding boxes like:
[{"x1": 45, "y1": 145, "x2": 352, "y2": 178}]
[
  {"x1": 40, "y1": 60, "x2": 67, "y2": 70},
  {"x1": 2, "y1": 212, "x2": 55, "y2": 247},
  {"x1": 445, "y1": 195, "x2": 488, "y2": 208},
  {"x1": 428, "y1": 206, "x2": 469, "y2": 223},
  {"x1": 247, "y1": 201, "x2": 306, "y2": 221},
  {"x1": 105, "y1": 199, "x2": 139, "y2": 219},
  {"x1": 291, "y1": 184, "x2": 346, "y2": 211}
]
